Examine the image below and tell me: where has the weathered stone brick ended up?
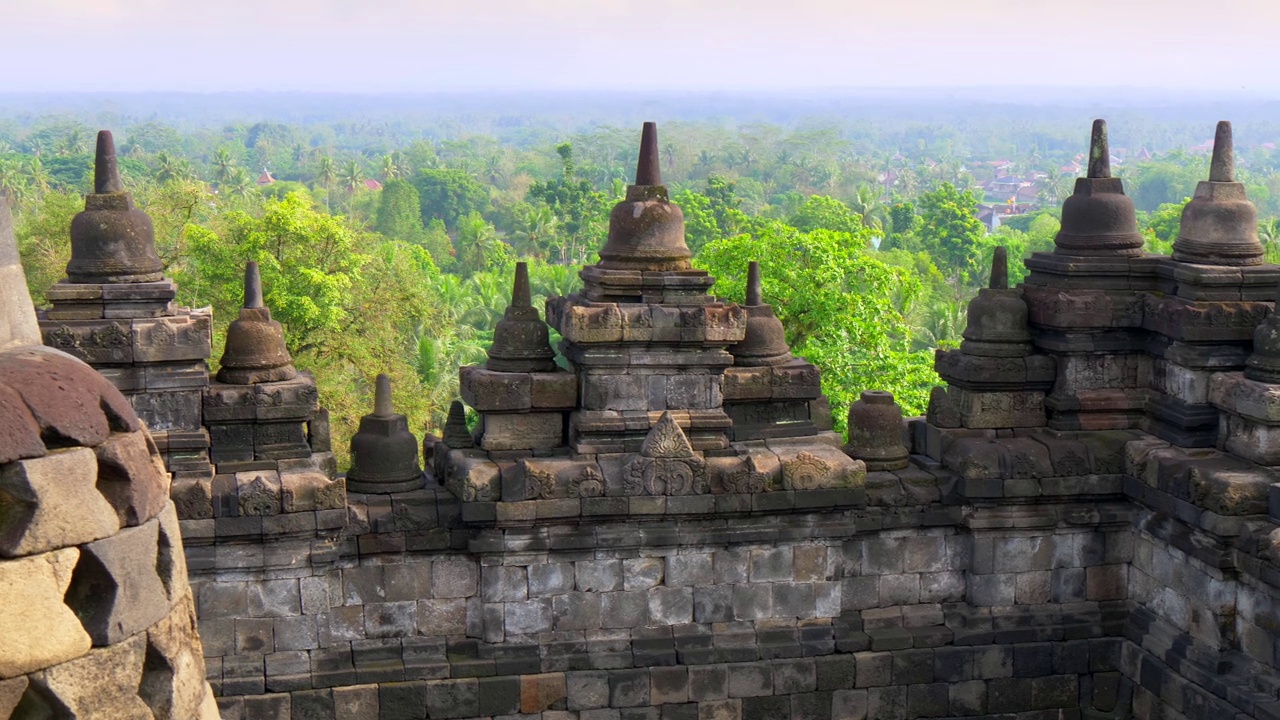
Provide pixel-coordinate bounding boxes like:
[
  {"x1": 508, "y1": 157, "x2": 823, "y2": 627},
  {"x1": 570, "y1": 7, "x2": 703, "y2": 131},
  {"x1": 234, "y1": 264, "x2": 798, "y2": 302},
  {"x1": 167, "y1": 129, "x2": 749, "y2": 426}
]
[
  {"x1": 771, "y1": 657, "x2": 816, "y2": 694},
  {"x1": 482, "y1": 565, "x2": 528, "y2": 603},
  {"x1": 693, "y1": 586, "x2": 735, "y2": 624},
  {"x1": 832, "y1": 689, "x2": 868, "y2": 720},
  {"x1": 688, "y1": 665, "x2": 728, "y2": 701},
  {"x1": 577, "y1": 559, "x2": 623, "y2": 592},
  {"x1": 530, "y1": 562, "x2": 575, "y2": 597},
  {"x1": 505, "y1": 598, "x2": 553, "y2": 635},
  {"x1": 732, "y1": 584, "x2": 772, "y2": 621},
  {"x1": 555, "y1": 592, "x2": 603, "y2": 631},
  {"x1": 432, "y1": 560, "x2": 478, "y2": 599},
  {"x1": 727, "y1": 662, "x2": 773, "y2": 698},
  {"x1": 650, "y1": 666, "x2": 690, "y2": 705},
  {"x1": 649, "y1": 586, "x2": 694, "y2": 625},
  {"x1": 610, "y1": 668, "x2": 651, "y2": 707},
  {"x1": 567, "y1": 670, "x2": 611, "y2": 711},
  {"x1": 749, "y1": 547, "x2": 793, "y2": 582},
  {"x1": 602, "y1": 591, "x2": 648, "y2": 629},
  {"x1": 666, "y1": 553, "x2": 714, "y2": 587},
  {"x1": 854, "y1": 652, "x2": 891, "y2": 688},
  {"x1": 622, "y1": 558, "x2": 664, "y2": 591}
]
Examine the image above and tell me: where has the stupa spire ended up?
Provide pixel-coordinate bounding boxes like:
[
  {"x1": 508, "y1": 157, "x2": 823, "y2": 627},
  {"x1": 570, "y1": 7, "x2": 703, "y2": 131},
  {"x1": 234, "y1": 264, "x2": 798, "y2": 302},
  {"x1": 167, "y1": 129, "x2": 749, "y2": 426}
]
[
  {"x1": 374, "y1": 373, "x2": 394, "y2": 416},
  {"x1": 746, "y1": 261, "x2": 763, "y2": 306},
  {"x1": 731, "y1": 260, "x2": 792, "y2": 367},
  {"x1": 216, "y1": 260, "x2": 297, "y2": 384},
  {"x1": 243, "y1": 261, "x2": 264, "y2": 309},
  {"x1": 0, "y1": 195, "x2": 41, "y2": 350},
  {"x1": 485, "y1": 261, "x2": 556, "y2": 373},
  {"x1": 989, "y1": 247, "x2": 1008, "y2": 290},
  {"x1": 511, "y1": 260, "x2": 532, "y2": 308},
  {"x1": 347, "y1": 372, "x2": 423, "y2": 493},
  {"x1": 635, "y1": 121, "x2": 661, "y2": 186},
  {"x1": 1210, "y1": 120, "x2": 1235, "y2": 183},
  {"x1": 1087, "y1": 119, "x2": 1110, "y2": 179},
  {"x1": 94, "y1": 130, "x2": 125, "y2": 194}
]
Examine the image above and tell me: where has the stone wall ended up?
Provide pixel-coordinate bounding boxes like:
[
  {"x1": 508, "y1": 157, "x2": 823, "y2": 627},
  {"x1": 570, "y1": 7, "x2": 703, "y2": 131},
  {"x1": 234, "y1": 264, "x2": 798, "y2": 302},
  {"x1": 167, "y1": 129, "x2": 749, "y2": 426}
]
[{"x1": 180, "y1": 420, "x2": 1280, "y2": 720}]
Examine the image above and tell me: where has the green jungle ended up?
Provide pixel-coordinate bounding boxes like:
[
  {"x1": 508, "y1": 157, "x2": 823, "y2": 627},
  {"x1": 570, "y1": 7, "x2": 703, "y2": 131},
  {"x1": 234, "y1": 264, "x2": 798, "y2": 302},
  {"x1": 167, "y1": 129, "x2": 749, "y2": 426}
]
[{"x1": 7, "y1": 99, "x2": 1280, "y2": 461}]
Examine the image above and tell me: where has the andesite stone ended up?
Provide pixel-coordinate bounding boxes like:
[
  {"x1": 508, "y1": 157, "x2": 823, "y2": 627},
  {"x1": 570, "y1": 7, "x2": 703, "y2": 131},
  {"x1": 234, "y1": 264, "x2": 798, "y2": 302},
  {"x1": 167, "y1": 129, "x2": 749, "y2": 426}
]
[
  {"x1": 0, "y1": 196, "x2": 40, "y2": 351},
  {"x1": 443, "y1": 400, "x2": 474, "y2": 449},
  {"x1": 346, "y1": 374, "x2": 423, "y2": 494},
  {"x1": 845, "y1": 390, "x2": 909, "y2": 471},
  {"x1": 596, "y1": 121, "x2": 693, "y2": 271},
  {"x1": 487, "y1": 262, "x2": 557, "y2": 373},
  {"x1": 1172, "y1": 121, "x2": 1265, "y2": 267},
  {"x1": 216, "y1": 262, "x2": 297, "y2": 384},
  {"x1": 959, "y1": 247, "x2": 1033, "y2": 358},
  {"x1": 1053, "y1": 120, "x2": 1144, "y2": 257},
  {"x1": 1246, "y1": 280, "x2": 1280, "y2": 383},
  {"x1": 66, "y1": 131, "x2": 165, "y2": 284},
  {"x1": 731, "y1": 261, "x2": 792, "y2": 367}
]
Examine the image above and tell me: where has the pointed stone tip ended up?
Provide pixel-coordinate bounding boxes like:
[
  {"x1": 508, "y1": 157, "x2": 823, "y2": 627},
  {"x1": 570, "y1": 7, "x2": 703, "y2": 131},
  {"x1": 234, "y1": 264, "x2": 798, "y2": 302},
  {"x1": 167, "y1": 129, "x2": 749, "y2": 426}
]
[
  {"x1": 990, "y1": 247, "x2": 1009, "y2": 290},
  {"x1": 1211, "y1": 120, "x2": 1235, "y2": 182},
  {"x1": 94, "y1": 130, "x2": 124, "y2": 194},
  {"x1": 374, "y1": 374, "x2": 394, "y2": 416},
  {"x1": 243, "y1": 261, "x2": 264, "y2": 309},
  {"x1": 635, "y1": 122, "x2": 661, "y2": 186},
  {"x1": 746, "y1": 261, "x2": 763, "y2": 306},
  {"x1": 1088, "y1": 119, "x2": 1111, "y2": 179},
  {"x1": 512, "y1": 261, "x2": 532, "y2": 308}
]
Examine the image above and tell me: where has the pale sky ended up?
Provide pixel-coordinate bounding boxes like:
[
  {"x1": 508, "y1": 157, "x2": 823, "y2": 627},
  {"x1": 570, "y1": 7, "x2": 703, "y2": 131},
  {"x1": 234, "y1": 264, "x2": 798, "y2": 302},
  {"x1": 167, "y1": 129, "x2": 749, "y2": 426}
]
[{"x1": 1, "y1": 0, "x2": 1278, "y2": 93}]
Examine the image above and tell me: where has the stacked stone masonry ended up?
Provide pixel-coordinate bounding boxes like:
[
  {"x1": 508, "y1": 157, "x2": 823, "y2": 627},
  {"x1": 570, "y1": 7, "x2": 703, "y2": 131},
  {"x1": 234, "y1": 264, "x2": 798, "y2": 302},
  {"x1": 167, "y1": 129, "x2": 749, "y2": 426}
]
[{"x1": 17, "y1": 120, "x2": 1280, "y2": 719}]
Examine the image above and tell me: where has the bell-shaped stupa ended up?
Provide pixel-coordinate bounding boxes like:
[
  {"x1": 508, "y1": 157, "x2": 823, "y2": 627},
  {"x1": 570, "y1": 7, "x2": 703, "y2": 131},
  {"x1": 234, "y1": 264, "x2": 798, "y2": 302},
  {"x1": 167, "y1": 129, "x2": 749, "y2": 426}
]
[
  {"x1": 216, "y1": 262, "x2": 297, "y2": 384},
  {"x1": 66, "y1": 131, "x2": 165, "y2": 283},
  {"x1": 1171, "y1": 121, "x2": 1264, "y2": 267},
  {"x1": 596, "y1": 122, "x2": 692, "y2": 272},
  {"x1": 959, "y1": 247, "x2": 1033, "y2": 358},
  {"x1": 486, "y1": 262, "x2": 557, "y2": 372},
  {"x1": 1053, "y1": 120, "x2": 1144, "y2": 257},
  {"x1": 731, "y1": 261, "x2": 793, "y2": 367},
  {"x1": 346, "y1": 374, "x2": 423, "y2": 494}
]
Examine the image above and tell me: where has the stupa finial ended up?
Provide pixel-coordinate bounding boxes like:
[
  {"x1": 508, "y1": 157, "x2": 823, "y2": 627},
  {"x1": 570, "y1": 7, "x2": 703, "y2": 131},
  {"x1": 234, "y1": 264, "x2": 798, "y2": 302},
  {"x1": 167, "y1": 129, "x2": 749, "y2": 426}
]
[
  {"x1": 990, "y1": 247, "x2": 1009, "y2": 290},
  {"x1": 94, "y1": 130, "x2": 124, "y2": 194},
  {"x1": 1087, "y1": 119, "x2": 1111, "y2": 180},
  {"x1": 746, "y1": 261, "x2": 763, "y2": 306},
  {"x1": 635, "y1": 121, "x2": 661, "y2": 186},
  {"x1": 1210, "y1": 120, "x2": 1235, "y2": 182},
  {"x1": 374, "y1": 373, "x2": 393, "y2": 417},
  {"x1": 511, "y1": 261, "x2": 532, "y2": 308},
  {"x1": 243, "y1": 261, "x2": 264, "y2": 309}
]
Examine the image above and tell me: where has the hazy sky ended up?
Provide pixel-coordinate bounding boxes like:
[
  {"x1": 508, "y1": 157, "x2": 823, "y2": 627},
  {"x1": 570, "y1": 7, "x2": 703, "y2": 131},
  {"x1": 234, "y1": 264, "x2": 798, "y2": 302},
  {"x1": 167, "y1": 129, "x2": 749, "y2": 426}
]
[{"x1": 1, "y1": 0, "x2": 1278, "y2": 94}]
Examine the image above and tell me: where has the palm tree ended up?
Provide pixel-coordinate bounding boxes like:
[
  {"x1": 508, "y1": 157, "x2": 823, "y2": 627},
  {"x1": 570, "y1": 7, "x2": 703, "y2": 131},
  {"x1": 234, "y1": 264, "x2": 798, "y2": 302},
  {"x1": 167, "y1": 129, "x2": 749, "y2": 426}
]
[
  {"x1": 211, "y1": 147, "x2": 237, "y2": 187},
  {"x1": 314, "y1": 155, "x2": 337, "y2": 209},
  {"x1": 154, "y1": 152, "x2": 191, "y2": 184},
  {"x1": 0, "y1": 158, "x2": 29, "y2": 204},
  {"x1": 341, "y1": 160, "x2": 364, "y2": 196},
  {"x1": 224, "y1": 168, "x2": 255, "y2": 198},
  {"x1": 848, "y1": 185, "x2": 888, "y2": 236},
  {"x1": 455, "y1": 213, "x2": 503, "y2": 274},
  {"x1": 380, "y1": 153, "x2": 403, "y2": 182},
  {"x1": 27, "y1": 156, "x2": 50, "y2": 197},
  {"x1": 512, "y1": 205, "x2": 560, "y2": 259}
]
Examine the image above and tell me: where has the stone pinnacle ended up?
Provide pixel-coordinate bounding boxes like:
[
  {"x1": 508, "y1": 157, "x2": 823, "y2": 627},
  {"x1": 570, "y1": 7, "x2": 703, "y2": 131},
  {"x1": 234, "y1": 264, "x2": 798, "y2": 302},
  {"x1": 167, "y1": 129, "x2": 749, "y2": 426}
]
[
  {"x1": 374, "y1": 373, "x2": 393, "y2": 417},
  {"x1": 1210, "y1": 120, "x2": 1235, "y2": 182},
  {"x1": 511, "y1": 261, "x2": 532, "y2": 309},
  {"x1": 0, "y1": 194, "x2": 41, "y2": 350},
  {"x1": 990, "y1": 246, "x2": 1008, "y2": 290},
  {"x1": 746, "y1": 261, "x2": 763, "y2": 306},
  {"x1": 635, "y1": 121, "x2": 661, "y2": 186},
  {"x1": 1087, "y1": 119, "x2": 1110, "y2": 179},
  {"x1": 243, "y1": 261, "x2": 264, "y2": 309},
  {"x1": 94, "y1": 130, "x2": 124, "y2": 194}
]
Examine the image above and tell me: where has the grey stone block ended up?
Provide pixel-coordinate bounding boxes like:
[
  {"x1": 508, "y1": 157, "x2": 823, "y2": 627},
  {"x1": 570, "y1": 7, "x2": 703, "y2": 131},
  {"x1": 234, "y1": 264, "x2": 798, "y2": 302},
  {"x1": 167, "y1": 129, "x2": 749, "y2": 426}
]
[
  {"x1": 623, "y1": 558, "x2": 664, "y2": 591},
  {"x1": 417, "y1": 598, "x2": 467, "y2": 636},
  {"x1": 530, "y1": 563, "x2": 575, "y2": 596},
  {"x1": 250, "y1": 578, "x2": 301, "y2": 617},
  {"x1": 688, "y1": 665, "x2": 728, "y2": 702},
  {"x1": 866, "y1": 685, "x2": 907, "y2": 720},
  {"x1": 649, "y1": 586, "x2": 694, "y2": 625},
  {"x1": 610, "y1": 668, "x2": 651, "y2": 707},
  {"x1": 771, "y1": 657, "x2": 816, "y2": 694},
  {"x1": 728, "y1": 662, "x2": 774, "y2": 698},
  {"x1": 742, "y1": 695, "x2": 788, "y2": 720},
  {"x1": 425, "y1": 678, "x2": 479, "y2": 719},
  {"x1": 832, "y1": 689, "x2": 868, "y2": 720},
  {"x1": 554, "y1": 592, "x2": 603, "y2": 631},
  {"x1": 65, "y1": 516, "x2": 170, "y2": 645},
  {"x1": 854, "y1": 652, "x2": 891, "y2": 688},
  {"x1": 773, "y1": 582, "x2": 815, "y2": 618},
  {"x1": 666, "y1": 553, "x2": 714, "y2": 587},
  {"x1": 732, "y1": 585, "x2": 772, "y2": 621},
  {"x1": 906, "y1": 682, "x2": 948, "y2": 719},
  {"x1": 602, "y1": 591, "x2": 648, "y2": 629},
  {"x1": 650, "y1": 666, "x2": 689, "y2": 705},
  {"x1": 568, "y1": 671, "x2": 611, "y2": 711},
  {"x1": 577, "y1": 559, "x2": 623, "y2": 592},
  {"x1": 432, "y1": 560, "x2": 478, "y2": 598},
  {"x1": 693, "y1": 586, "x2": 734, "y2": 624},
  {"x1": 948, "y1": 680, "x2": 987, "y2": 715},
  {"x1": 364, "y1": 601, "x2": 417, "y2": 638},
  {"x1": 714, "y1": 548, "x2": 749, "y2": 584},
  {"x1": 477, "y1": 676, "x2": 521, "y2": 717},
  {"x1": 482, "y1": 565, "x2": 529, "y2": 602},
  {"x1": 378, "y1": 681, "x2": 428, "y2": 720},
  {"x1": 749, "y1": 547, "x2": 793, "y2": 582},
  {"x1": 505, "y1": 598, "x2": 553, "y2": 635},
  {"x1": 967, "y1": 573, "x2": 1015, "y2": 606}
]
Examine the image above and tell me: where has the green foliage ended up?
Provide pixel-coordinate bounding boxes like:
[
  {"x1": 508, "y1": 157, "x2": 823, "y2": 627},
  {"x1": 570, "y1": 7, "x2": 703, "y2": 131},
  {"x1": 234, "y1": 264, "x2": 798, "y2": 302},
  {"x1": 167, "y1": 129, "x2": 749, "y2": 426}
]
[
  {"x1": 412, "y1": 168, "x2": 489, "y2": 231},
  {"x1": 696, "y1": 222, "x2": 938, "y2": 426},
  {"x1": 1141, "y1": 199, "x2": 1188, "y2": 255},
  {"x1": 917, "y1": 182, "x2": 986, "y2": 281},
  {"x1": 527, "y1": 142, "x2": 612, "y2": 264},
  {"x1": 789, "y1": 195, "x2": 867, "y2": 239},
  {"x1": 375, "y1": 179, "x2": 425, "y2": 240}
]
